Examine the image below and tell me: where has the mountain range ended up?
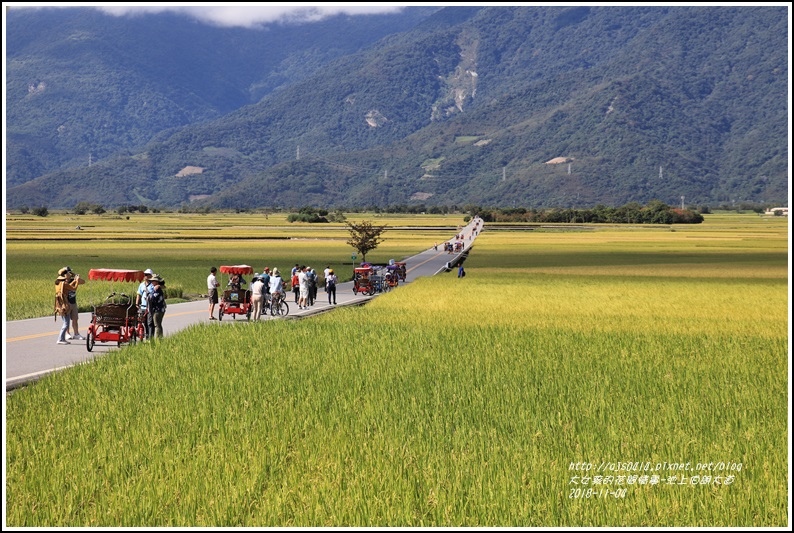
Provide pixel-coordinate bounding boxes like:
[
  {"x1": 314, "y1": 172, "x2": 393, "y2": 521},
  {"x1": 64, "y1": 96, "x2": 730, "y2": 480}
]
[{"x1": 5, "y1": 5, "x2": 789, "y2": 210}]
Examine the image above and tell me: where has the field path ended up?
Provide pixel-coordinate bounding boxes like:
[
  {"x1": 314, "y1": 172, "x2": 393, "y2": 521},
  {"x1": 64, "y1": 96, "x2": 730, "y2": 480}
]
[{"x1": 5, "y1": 219, "x2": 482, "y2": 390}]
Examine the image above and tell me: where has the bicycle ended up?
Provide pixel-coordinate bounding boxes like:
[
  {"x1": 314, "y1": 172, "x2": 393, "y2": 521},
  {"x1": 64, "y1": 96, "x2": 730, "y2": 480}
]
[{"x1": 266, "y1": 292, "x2": 290, "y2": 317}]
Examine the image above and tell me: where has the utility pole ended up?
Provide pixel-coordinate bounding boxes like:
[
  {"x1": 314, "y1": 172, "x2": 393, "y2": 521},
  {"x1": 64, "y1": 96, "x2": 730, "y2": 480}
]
[
  {"x1": 568, "y1": 163, "x2": 571, "y2": 175},
  {"x1": 681, "y1": 195, "x2": 685, "y2": 210},
  {"x1": 88, "y1": 153, "x2": 92, "y2": 167},
  {"x1": 296, "y1": 145, "x2": 300, "y2": 161},
  {"x1": 502, "y1": 166, "x2": 506, "y2": 182},
  {"x1": 660, "y1": 166, "x2": 663, "y2": 180}
]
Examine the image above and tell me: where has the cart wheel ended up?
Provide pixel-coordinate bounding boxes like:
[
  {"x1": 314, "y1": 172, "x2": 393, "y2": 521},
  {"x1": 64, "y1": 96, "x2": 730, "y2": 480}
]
[
  {"x1": 368, "y1": 286, "x2": 376, "y2": 296},
  {"x1": 130, "y1": 329, "x2": 137, "y2": 345},
  {"x1": 86, "y1": 331, "x2": 95, "y2": 352},
  {"x1": 218, "y1": 309, "x2": 223, "y2": 321},
  {"x1": 246, "y1": 307, "x2": 251, "y2": 321}
]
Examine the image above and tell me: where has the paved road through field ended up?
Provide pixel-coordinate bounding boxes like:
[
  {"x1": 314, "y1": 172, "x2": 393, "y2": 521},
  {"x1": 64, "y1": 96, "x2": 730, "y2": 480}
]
[{"x1": 4, "y1": 218, "x2": 483, "y2": 389}]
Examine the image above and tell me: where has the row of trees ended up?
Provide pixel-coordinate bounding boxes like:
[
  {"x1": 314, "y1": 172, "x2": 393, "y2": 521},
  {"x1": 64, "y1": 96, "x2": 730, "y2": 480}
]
[
  {"x1": 470, "y1": 201, "x2": 705, "y2": 224},
  {"x1": 19, "y1": 200, "x2": 785, "y2": 222}
]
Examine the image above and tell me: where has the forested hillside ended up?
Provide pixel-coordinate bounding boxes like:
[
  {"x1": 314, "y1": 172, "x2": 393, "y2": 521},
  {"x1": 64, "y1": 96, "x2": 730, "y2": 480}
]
[
  {"x1": 5, "y1": 6, "x2": 438, "y2": 187},
  {"x1": 5, "y1": 6, "x2": 788, "y2": 210}
]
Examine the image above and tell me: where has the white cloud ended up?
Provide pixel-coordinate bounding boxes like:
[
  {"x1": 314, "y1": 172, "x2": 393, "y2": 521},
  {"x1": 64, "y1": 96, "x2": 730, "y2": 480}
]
[{"x1": 95, "y1": 4, "x2": 406, "y2": 28}]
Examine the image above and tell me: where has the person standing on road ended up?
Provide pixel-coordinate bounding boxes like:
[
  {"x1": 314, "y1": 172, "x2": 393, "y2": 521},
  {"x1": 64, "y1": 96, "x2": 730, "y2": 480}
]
[
  {"x1": 260, "y1": 268, "x2": 271, "y2": 314},
  {"x1": 325, "y1": 269, "x2": 338, "y2": 305},
  {"x1": 269, "y1": 268, "x2": 284, "y2": 314},
  {"x1": 136, "y1": 268, "x2": 154, "y2": 339},
  {"x1": 60, "y1": 266, "x2": 86, "y2": 341},
  {"x1": 307, "y1": 267, "x2": 317, "y2": 306},
  {"x1": 54, "y1": 267, "x2": 81, "y2": 345},
  {"x1": 298, "y1": 266, "x2": 310, "y2": 310},
  {"x1": 148, "y1": 274, "x2": 167, "y2": 338},
  {"x1": 208, "y1": 266, "x2": 220, "y2": 320},
  {"x1": 250, "y1": 273, "x2": 265, "y2": 320},
  {"x1": 291, "y1": 270, "x2": 300, "y2": 303}
]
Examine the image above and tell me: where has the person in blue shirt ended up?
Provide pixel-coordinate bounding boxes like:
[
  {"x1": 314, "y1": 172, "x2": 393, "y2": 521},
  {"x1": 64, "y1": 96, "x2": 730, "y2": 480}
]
[{"x1": 136, "y1": 268, "x2": 155, "y2": 339}]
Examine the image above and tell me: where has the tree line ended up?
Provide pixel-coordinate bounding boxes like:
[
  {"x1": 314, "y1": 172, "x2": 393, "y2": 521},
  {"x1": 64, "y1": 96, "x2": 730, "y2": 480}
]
[
  {"x1": 19, "y1": 199, "x2": 786, "y2": 223},
  {"x1": 470, "y1": 201, "x2": 705, "y2": 224}
]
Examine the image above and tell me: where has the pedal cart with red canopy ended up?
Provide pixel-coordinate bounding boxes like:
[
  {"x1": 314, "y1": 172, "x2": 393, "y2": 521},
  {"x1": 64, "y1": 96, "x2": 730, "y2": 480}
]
[
  {"x1": 85, "y1": 268, "x2": 146, "y2": 351},
  {"x1": 353, "y1": 264, "x2": 376, "y2": 295},
  {"x1": 218, "y1": 265, "x2": 254, "y2": 320}
]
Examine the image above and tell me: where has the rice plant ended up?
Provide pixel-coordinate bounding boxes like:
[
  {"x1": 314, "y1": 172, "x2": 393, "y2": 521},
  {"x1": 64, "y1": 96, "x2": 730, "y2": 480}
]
[{"x1": 5, "y1": 214, "x2": 788, "y2": 526}]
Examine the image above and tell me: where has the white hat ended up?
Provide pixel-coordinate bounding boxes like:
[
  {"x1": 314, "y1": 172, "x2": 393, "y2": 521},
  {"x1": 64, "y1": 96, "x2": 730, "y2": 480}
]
[{"x1": 144, "y1": 268, "x2": 154, "y2": 275}]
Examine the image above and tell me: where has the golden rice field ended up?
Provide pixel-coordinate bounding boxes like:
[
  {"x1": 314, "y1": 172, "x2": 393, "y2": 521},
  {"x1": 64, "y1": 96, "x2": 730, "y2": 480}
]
[
  {"x1": 4, "y1": 212, "x2": 460, "y2": 320},
  {"x1": 4, "y1": 212, "x2": 789, "y2": 526}
]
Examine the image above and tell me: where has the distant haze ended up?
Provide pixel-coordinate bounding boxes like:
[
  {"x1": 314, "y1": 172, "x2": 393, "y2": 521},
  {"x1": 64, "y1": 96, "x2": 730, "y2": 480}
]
[{"x1": 96, "y1": 4, "x2": 405, "y2": 28}]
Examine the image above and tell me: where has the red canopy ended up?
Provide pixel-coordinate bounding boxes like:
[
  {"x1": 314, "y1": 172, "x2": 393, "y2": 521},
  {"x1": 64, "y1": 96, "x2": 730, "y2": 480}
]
[
  {"x1": 88, "y1": 269, "x2": 146, "y2": 282},
  {"x1": 220, "y1": 265, "x2": 254, "y2": 275}
]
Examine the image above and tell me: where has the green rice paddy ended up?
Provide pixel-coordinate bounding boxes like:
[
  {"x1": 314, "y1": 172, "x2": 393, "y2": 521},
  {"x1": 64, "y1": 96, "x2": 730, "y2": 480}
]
[{"x1": 4, "y1": 212, "x2": 789, "y2": 526}]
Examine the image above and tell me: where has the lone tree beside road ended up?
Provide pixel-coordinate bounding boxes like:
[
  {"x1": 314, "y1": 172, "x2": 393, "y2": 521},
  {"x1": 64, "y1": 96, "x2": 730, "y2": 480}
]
[{"x1": 346, "y1": 220, "x2": 387, "y2": 262}]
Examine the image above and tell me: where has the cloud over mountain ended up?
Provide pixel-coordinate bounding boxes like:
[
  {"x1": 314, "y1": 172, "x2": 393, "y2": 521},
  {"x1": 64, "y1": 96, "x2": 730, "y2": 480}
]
[{"x1": 96, "y1": 4, "x2": 405, "y2": 28}]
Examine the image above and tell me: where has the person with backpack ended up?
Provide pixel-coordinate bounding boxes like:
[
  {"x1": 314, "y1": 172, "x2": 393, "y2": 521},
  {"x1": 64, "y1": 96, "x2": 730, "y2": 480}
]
[
  {"x1": 325, "y1": 269, "x2": 338, "y2": 305},
  {"x1": 147, "y1": 274, "x2": 168, "y2": 338},
  {"x1": 307, "y1": 267, "x2": 317, "y2": 306}
]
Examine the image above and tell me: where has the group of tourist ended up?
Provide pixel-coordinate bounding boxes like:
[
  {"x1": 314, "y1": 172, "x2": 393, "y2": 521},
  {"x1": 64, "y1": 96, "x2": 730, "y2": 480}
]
[
  {"x1": 206, "y1": 265, "x2": 286, "y2": 320},
  {"x1": 292, "y1": 264, "x2": 339, "y2": 308},
  {"x1": 243, "y1": 267, "x2": 284, "y2": 321},
  {"x1": 54, "y1": 266, "x2": 167, "y2": 345},
  {"x1": 136, "y1": 268, "x2": 168, "y2": 339},
  {"x1": 206, "y1": 264, "x2": 339, "y2": 320}
]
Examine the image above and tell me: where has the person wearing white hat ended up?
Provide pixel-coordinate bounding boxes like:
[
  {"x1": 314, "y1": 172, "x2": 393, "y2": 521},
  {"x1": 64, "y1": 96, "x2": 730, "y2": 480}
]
[
  {"x1": 269, "y1": 268, "x2": 284, "y2": 315},
  {"x1": 136, "y1": 269, "x2": 154, "y2": 339},
  {"x1": 250, "y1": 274, "x2": 265, "y2": 320}
]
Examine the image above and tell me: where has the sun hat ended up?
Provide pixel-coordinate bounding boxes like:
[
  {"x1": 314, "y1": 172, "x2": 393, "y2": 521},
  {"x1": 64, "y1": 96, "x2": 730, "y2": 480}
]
[
  {"x1": 150, "y1": 274, "x2": 163, "y2": 283},
  {"x1": 272, "y1": 268, "x2": 279, "y2": 275},
  {"x1": 329, "y1": 269, "x2": 334, "y2": 274},
  {"x1": 144, "y1": 268, "x2": 154, "y2": 276},
  {"x1": 58, "y1": 267, "x2": 71, "y2": 276}
]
